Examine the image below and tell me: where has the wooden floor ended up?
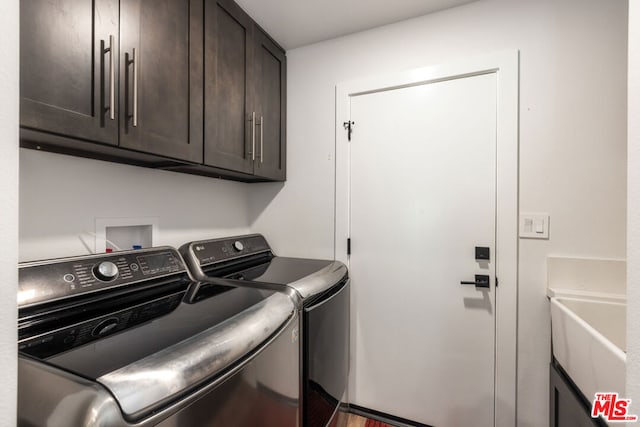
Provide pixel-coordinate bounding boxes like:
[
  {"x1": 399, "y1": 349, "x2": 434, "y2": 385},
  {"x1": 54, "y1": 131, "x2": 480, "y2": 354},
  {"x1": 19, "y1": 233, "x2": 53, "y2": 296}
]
[
  {"x1": 345, "y1": 413, "x2": 394, "y2": 427},
  {"x1": 346, "y1": 414, "x2": 369, "y2": 427}
]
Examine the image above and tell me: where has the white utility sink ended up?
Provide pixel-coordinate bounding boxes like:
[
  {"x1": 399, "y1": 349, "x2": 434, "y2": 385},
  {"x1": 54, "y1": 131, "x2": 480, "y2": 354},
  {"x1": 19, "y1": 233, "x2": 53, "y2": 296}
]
[{"x1": 550, "y1": 297, "x2": 626, "y2": 401}]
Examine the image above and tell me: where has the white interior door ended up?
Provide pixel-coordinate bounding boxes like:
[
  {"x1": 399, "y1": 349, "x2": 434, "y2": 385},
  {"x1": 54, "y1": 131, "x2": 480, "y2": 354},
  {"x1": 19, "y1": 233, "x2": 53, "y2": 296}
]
[{"x1": 349, "y1": 72, "x2": 497, "y2": 426}]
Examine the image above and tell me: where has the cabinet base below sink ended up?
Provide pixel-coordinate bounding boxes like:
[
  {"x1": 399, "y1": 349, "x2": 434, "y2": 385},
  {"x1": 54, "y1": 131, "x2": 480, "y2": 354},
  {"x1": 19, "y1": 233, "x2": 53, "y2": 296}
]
[{"x1": 550, "y1": 361, "x2": 606, "y2": 427}]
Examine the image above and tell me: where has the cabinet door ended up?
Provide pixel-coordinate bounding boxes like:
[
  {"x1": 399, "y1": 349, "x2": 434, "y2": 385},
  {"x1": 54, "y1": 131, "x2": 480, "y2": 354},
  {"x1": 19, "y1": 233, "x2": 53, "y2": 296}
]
[
  {"x1": 21, "y1": 0, "x2": 119, "y2": 144},
  {"x1": 252, "y1": 30, "x2": 286, "y2": 181},
  {"x1": 203, "y1": 0, "x2": 254, "y2": 174},
  {"x1": 119, "y1": 0, "x2": 203, "y2": 163},
  {"x1": 550, "y1": 364, "x2": 604, "y2": 427}
]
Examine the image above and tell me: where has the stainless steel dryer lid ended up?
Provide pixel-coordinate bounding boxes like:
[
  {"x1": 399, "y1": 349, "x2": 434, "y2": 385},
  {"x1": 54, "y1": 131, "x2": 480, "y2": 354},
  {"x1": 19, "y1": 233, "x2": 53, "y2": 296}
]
[
  {"x1": 180, "y1": 234, "x2": 348, "y2": 300},
  {"x1": 240, "y1": 257, "x2": 348, "y2": 299}
]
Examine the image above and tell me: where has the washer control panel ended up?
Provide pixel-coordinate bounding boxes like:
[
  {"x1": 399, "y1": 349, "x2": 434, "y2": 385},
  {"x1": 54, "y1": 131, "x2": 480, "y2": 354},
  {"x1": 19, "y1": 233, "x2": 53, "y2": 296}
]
[
  {"x1": 19, "y1": 292, "x2": 183, "y2": 359},
  {"x1": 189, "y1": 234, "x2": 270, "y2": 266},
  {"x1": 18, "y1": 248, "x2": 185, "y2": 308}
]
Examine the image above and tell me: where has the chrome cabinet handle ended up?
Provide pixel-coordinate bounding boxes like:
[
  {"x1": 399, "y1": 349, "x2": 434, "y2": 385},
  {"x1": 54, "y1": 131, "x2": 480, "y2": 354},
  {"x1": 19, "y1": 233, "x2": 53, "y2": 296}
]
[
  {"x1": 132, "y1": 48, "x2": 138, "y2": 127},
  {"x1": 251, "y1": 111, "x2": 256, "y2": 161},
  {"x1": 103, "y1": 35, "x2": 115, "y2": 120},
  {"x1": 109, "y1": 35, "x2": 115, "y2": 120},
  {"x1": 259, "y1": 115, "x2": 263, "y2": 163}
]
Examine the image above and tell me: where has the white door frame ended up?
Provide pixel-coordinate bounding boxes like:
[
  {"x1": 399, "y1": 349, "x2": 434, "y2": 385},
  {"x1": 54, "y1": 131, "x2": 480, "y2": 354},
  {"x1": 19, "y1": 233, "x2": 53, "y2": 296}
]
[{"x1": 334, "y1": 50, "x2": 519, "y2": 427}]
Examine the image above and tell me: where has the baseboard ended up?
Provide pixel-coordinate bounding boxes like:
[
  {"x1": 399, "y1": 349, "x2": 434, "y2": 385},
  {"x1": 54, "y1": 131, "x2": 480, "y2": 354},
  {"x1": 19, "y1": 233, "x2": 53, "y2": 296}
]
[{"x1": 348, "y1": 404, "x2": 433, "y2": 427}]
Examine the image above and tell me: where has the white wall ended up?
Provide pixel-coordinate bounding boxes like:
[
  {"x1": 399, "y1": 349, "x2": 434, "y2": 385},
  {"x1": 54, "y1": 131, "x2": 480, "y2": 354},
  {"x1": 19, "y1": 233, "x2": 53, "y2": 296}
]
[
  {"x1": 249, "y1": 0, "x2": 628, "y2": 425},
  {"x1": 20, "y1": 150, "x2": 252, "y2": 261},
  {"x1": 0, "y1": 0, "x2": 19, "y2": 424},
  {"x1": 627, "y1": 0, "x2": 640, "y2": 414}
]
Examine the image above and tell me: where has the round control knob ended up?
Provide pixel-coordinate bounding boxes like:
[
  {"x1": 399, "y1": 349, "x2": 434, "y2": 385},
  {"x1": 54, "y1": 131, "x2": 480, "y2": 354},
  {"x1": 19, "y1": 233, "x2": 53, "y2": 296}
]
[
  {"x1": 93, "y1": 261, "x2": 119, "y2": 281},
  {"x1": 233, "y1": 241, "x2": 244, "y2": 252}
]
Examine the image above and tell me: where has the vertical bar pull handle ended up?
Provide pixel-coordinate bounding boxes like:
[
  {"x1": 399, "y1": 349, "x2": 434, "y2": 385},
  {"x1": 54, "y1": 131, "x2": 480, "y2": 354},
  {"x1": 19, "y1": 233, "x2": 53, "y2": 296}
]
[
  {"x1": 251, "y1": 112, "x2": 256, "y2": 161},
  {"x1": 132, "y1": 48, "x2": 138, "y2": 127},
  {"x1": 259, "y1": 116, "x2": 264, "y2": 163},
  {"x1": 109, "y1": 35, "x2": 115, "y2": 120},
  {"x1": 103, "y1": 35, "x2": 116, "y2": 120}
]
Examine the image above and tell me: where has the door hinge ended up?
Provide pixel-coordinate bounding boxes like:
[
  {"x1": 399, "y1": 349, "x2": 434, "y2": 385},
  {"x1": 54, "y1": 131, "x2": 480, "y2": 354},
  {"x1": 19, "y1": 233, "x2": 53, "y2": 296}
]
[
  {"x1": 343, "y1": 120, "x2": 354, "y2": 141},
  {"x1": 347, "y1": 238, "x2": 351, "y2": 255},
  {"x1": 496, "y1": 277, "x2": 499, "y2": 287}
]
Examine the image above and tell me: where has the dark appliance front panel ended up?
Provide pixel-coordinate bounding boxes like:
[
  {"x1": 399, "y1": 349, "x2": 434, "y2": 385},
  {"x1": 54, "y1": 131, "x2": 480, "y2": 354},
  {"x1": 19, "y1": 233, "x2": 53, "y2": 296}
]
[{"x1": 304, "y1": 279, "x2": 350, "y2": 427}]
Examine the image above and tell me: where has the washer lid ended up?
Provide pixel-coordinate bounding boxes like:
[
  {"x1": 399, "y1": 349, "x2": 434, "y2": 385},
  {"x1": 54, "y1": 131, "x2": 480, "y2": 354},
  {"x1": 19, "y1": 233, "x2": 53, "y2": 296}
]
[
  {"x1": 250, "y1": 257, "x2": 348, "y2": 300},
  {"x1": 96, "y1": 292, "x2": 294, "y2": 420},
  {"x1": 45, "y1": 284, "x2": 276, "y2": 376},
  {"x1": 236, "y1": 256, "x2": 333, "y2": 282}
]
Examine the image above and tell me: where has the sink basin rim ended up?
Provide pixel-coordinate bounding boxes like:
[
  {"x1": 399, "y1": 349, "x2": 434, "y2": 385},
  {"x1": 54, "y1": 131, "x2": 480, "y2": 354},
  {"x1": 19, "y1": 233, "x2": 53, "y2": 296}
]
[
  {"x1": 550, "y1": 296, "x2": 626, "y2": 405},
  {"x1": 552, "y1": 296, "x2": 626, "y2": 359}
]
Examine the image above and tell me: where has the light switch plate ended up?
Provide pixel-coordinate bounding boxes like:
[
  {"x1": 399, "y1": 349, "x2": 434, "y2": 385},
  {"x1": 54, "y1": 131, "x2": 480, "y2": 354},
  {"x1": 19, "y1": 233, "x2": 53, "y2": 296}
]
[{"x1": 520, "y1": 213, "x2": 550, "y2": 239}]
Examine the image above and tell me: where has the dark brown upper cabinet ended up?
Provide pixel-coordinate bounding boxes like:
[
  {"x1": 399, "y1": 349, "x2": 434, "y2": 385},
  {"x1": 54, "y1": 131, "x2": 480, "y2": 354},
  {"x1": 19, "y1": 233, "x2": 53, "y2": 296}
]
[
  {"x1": 203, "y1": 0, "x2": 286, "y2": 181},
  {"x1": 204, "y1": 0, "x2": 254, "y2": 175},
  {"x1": 20, "y1": 0, "x2": 285, "y2": 182},
  {"x1": 251, "y1": 29, "x2": 286, "y2": 181},
  {"x1": 119, "y1": 0, "x2": 203, "y2": 163},
  {"x1": 21, "y1": 0, "x2": 119, "y2": 145},
  {"x1": 20, "y1": 0, "x2": 203, "y2": 165}
]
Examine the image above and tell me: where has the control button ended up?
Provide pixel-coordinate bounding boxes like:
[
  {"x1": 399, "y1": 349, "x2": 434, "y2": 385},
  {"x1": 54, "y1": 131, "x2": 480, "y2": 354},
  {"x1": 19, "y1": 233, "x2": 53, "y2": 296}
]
[
  {"x1": 92, "y1": 318, "x2": 120, "y2": 337},
  {"x1": 130, "y1": 263, "x2": 139, "y2": 271},
  {"x1": 233, "y1": 241, "x2": 244, "y2": 252},
  {"x1": 63, "y1": 274, "x2": 75, "y2": 283},
  {"x1": 93, "y1": 261, "x2": 119, "y2": 282},
  {"x1": 63, "y1": 335, "x2": 76, "y2": 345}
]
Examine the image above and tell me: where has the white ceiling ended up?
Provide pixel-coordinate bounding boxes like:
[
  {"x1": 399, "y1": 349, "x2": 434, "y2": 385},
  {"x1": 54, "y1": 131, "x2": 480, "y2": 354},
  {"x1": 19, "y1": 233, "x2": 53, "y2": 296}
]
[{"x1": 235, "y1": 0, "x2": 478, "y2": 50}]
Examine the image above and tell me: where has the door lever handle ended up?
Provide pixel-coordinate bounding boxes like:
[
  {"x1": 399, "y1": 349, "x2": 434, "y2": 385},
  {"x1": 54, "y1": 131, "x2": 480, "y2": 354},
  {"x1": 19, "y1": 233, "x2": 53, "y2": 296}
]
[{"x1": 460, "y1": 275, "x2": 490, "y2": 289}]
